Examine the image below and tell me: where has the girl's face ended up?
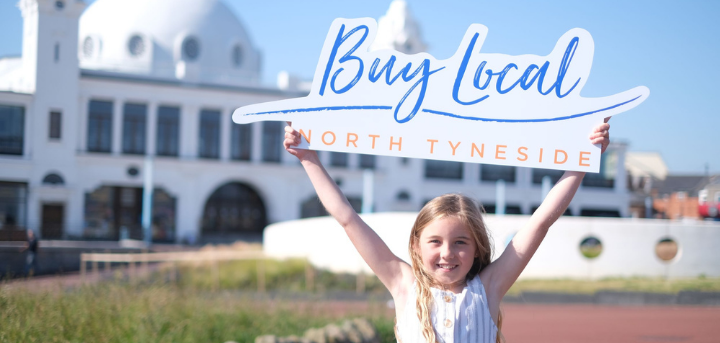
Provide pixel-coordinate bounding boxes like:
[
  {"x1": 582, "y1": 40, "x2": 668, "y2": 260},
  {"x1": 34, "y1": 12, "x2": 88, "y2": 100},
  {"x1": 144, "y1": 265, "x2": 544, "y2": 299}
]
[{"x1": 415, "y1": 216, "x2": 477, "y2": 293}]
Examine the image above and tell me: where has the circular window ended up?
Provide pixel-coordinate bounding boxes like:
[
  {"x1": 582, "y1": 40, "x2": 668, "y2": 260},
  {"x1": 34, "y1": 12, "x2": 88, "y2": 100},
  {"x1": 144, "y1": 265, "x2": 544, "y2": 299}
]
[
  {"x1": 579, "y1": 236, "x2": 603, "y2": 259},
  {"x1": 42, "y1": 173, "x2": 65, "y2": 185},
  {"x1": 182, "y1": 36, "x2": 200, "y2": 61},
  {"x1": 82, "y1": 37, "x2": 94, "y2": 58},
  {"x1": 128, "y1": 35, "x2": 145, "y2": 57},
  {"x1": 55, "y1": 1, "x2": 65, "y2": 10},
  {"x1": 232, "y1": 44, "x2": 243, "y2": 67},
  {"x1": 127, "y1": 166, "x2": 139, "y2": 177},
  {"x1": 655, "y1": 237, "x2": 679, "y2": 262}
]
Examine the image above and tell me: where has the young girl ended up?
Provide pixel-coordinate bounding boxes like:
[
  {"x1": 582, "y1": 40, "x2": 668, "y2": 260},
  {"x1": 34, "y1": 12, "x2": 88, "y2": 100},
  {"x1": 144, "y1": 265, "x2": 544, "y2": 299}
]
[{"x1": 283, "y1": 121, "x2": 611, "y2": 343}]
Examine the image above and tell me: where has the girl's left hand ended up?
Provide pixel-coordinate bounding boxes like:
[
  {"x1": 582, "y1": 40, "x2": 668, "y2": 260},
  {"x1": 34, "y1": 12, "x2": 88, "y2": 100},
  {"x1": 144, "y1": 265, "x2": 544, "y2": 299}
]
[{"x1": 590, "y1": 117, "x2": 611, "y2": 154}]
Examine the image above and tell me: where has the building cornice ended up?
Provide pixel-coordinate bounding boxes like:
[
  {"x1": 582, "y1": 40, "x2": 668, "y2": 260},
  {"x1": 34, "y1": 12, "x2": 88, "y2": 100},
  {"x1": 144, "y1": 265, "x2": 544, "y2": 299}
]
[{"x1": 80, "y1": 69, "x2": 308, "y2": 97}]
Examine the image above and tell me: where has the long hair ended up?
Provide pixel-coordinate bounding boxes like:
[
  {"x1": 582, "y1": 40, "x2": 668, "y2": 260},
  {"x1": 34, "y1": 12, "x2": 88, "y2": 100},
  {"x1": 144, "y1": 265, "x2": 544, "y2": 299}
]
[{"x1": 405, "y1": 194, "x2": 503, "y2": 343}]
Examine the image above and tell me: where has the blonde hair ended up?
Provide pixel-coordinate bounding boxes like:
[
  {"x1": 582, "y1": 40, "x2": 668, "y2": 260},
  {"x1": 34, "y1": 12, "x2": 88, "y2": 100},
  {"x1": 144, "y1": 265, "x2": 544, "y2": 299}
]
[{"x1": 405, "y1": 194, "x2": 503, "y2": 343}]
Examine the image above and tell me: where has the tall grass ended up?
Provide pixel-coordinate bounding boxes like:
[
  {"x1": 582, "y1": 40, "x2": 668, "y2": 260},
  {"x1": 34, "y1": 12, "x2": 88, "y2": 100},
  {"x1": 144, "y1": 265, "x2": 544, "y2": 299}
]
[{"x1": 0, "y1": 259, "x2": 397, "y2": 343}]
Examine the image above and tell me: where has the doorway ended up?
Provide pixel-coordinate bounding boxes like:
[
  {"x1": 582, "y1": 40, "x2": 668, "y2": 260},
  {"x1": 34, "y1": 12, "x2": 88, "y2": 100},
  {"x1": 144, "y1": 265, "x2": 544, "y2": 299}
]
[{"x1": 41, "y1": 203, "x2": 64, "y2": 239}]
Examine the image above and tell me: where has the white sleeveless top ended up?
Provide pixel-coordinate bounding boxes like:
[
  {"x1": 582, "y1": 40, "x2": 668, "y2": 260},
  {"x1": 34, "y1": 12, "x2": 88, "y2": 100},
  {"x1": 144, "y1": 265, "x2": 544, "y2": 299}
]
[{"x1": 396, "y1": 275, "x2": 497, "y2": 343}]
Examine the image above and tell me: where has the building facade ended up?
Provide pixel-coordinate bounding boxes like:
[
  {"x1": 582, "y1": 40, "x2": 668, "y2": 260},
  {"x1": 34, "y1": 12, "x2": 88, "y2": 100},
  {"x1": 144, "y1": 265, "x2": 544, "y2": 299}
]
[{"x1": 0, "y1": 0, "x2": 630, "y2": 243}]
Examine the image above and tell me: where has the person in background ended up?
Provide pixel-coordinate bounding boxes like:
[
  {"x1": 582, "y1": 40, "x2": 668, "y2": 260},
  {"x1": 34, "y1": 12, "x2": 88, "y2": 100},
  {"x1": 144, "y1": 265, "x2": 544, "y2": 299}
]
[{"x1": 22, "y1": 229, "x2": 39, "y2": 276}]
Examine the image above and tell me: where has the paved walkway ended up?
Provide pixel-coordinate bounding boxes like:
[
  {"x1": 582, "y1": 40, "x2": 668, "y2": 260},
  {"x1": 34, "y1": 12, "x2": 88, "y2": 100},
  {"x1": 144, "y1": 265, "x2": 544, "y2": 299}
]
[{"x1": 502, "y1": 304, "x2": 720, "y2": 343}]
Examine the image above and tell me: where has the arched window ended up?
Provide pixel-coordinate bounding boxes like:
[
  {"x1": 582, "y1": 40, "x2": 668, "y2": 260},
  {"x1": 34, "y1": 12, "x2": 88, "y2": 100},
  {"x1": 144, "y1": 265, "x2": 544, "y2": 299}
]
[{"x1": 42, "y1": 173, "x2": 65, "y2": 185}]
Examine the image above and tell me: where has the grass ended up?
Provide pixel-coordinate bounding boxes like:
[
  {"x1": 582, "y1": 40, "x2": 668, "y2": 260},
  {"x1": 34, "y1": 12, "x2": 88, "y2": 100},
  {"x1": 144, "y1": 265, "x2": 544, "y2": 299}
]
[
  {"x1": 172, "y1": 258, "x2": 388, "y2": 294},
  {"x1": 3, "y1": 257, "x2": 719, "y2": 342},
  {"x1": 507, "y1": 276, "x2": 720, "y2": 295},
  {"x1": 0, "y1": 282, "x2": 396, "y2": 343}
]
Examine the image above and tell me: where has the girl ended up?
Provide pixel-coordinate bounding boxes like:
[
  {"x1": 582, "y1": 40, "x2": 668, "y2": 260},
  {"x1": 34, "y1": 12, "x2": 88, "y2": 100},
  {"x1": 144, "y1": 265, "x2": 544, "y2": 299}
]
[{"x1": 283, "y1": 121, "x2": 611, "y2": 343}]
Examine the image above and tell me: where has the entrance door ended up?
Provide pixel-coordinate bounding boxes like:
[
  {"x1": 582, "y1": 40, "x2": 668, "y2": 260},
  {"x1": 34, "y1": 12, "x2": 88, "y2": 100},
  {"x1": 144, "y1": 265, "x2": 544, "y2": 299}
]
[{"x1": 41, "y1": 204, "x2": 64, "y2": 239}]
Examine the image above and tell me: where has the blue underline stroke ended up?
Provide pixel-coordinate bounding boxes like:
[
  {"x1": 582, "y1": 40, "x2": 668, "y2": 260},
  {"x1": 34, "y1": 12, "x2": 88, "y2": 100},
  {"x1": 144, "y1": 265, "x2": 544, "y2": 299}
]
[
  {"x1": 246, "y1": 105, "x2": 392, "y2": 116},
  {"x1": 421, "y1": 95, "x2": 643, "y2": 123}
]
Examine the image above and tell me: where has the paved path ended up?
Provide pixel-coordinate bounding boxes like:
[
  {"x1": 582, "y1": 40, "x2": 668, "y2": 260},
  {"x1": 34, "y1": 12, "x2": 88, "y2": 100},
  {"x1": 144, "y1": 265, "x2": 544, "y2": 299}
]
[{"x1": 502, "y1": 304, "x2": 720, "y2": 343}]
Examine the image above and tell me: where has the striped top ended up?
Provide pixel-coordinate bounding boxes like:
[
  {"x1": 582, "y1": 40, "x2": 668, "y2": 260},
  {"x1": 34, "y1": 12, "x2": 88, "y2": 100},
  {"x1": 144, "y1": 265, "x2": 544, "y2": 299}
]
[{"x1": 396, "y1": 275, "x2": 497, "y2": 343}]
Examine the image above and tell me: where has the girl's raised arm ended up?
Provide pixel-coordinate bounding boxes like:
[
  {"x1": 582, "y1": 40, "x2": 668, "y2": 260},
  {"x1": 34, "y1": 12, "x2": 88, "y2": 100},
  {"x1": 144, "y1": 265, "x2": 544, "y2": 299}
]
[
  {"x1": 284, "y1": 123, "x2": 414, "y2": 298},
  {"x1": 481, "y1": 120, "x2": 611, "y2": 300}
]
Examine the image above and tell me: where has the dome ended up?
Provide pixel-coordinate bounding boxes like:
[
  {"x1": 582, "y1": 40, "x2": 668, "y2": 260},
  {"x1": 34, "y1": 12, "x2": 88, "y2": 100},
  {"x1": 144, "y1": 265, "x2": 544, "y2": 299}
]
[{"x1": 79, "y1": 0, "x2": 261, "y2": 86}]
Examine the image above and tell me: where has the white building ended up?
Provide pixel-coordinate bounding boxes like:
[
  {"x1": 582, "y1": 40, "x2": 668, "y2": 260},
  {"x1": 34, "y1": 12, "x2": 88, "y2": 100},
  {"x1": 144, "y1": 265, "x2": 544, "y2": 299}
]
[{"x1": 0, "y1": 0, "x2": 629, "y2": 244}]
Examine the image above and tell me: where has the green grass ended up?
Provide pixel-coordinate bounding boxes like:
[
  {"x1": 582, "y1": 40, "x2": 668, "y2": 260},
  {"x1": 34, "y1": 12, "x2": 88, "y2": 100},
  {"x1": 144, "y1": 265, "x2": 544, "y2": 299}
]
[
  {"x1": 0, "y1": 282, "x2": 395, "y2": 343},
  {"x1": 172, "y1": 259, "x2": 388, "y2": 294},
  {"x1": 3, "y1": 258, "x2": 719, "y2": 343},
  {"x1": 507, "y1": 276, "x2": 720, "y2": 295}
]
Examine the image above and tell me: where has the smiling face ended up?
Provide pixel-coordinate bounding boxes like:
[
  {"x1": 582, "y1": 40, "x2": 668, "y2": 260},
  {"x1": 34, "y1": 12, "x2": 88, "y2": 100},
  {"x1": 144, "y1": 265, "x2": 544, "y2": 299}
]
[{"x1": 415, "y1": 216, "x2": 478, "y2": 293}]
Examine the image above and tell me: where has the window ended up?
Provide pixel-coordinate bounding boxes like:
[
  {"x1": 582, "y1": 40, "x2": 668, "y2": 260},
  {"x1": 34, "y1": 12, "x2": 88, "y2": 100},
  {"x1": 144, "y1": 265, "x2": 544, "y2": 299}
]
[
  {"x1": 199, "y1": 109, "x2": 220, "y2": 159},
  {"x1": 0, "y1": 182, "x2": 28, "y2": 229},
  {"x1": 42, "y1": 173, "x2": 65, "y2": 185},
  {"x1": 122, "y1": 103, "x2": 147, "y2": 155},
  {"x1": 82, "y1": 36, "x2": 94, "y2": 58},
  {"x1": 582, "y1": 152, "x2": 615, "y2": 188},
  {"x1": 580, "y1": 208, "x2": 621, "y2": 217},
  {"x1": 261, "y1": 121, "x2": 282, "y2": 163},
  {"x1": 232, "y1": 44, "x2": 243, "y2": 67},
  {"x1": 481, "y1": 165, "x2": 516, "y2": 183},
  {"x1": 0, "y1": 105, "x2": 25, "y2": 155},
  {"x1": 54, "y1": 43, "x2": 60, "y2": 62},
  {"x1": 231, "y1": 123, "x2": 252, "y2": 161},
  {"x1": 424, "y1": 160, "x2": 463, "y2": 180},
  {"x1": 49, "y1": 111, "x2": 61, "y2": 139},
  {"x1": 532, "y1": 168, "x2": 564, "y2": 184},
  {"x1": 396, "y1": 190, "x2": 411, "y2": 202},
  {"x1": 182, "y1": 36, "x2": 200, "y2": 61},
  {"x1": 359, "y1": 154, "x2": 376, "y2": 169},
  {"x1": 330, "y1": 152, "x2": 348, "y2": 167},
  {"x1": 156, "y1": 106, "x2": 179, "y2": 157},
  {"x1": 483, "y1": 204, "x2": 523, "y2": 215},
  {"x1": 128, "y1": 35, "x2": 145, "y2": 57},
  {"x1": 87, "y1": 100, "x2": 112, "y2": 153}
]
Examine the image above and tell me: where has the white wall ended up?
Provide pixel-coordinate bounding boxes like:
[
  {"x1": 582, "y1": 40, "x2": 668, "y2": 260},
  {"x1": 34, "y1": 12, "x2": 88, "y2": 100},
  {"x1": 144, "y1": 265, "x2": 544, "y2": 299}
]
[{"x1": 264, "y1": 213, "x2": 720, "y2": 279}]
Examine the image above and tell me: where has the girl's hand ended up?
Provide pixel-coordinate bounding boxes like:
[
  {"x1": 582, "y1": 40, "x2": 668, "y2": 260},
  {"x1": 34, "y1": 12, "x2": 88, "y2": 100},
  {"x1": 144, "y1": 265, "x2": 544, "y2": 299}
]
[
  {"x1": 284, "y1": 122, "x2": 318, "y2": 161},
  {"x1": 590, "y1": 117, "x2": 611, "y2": 154}
]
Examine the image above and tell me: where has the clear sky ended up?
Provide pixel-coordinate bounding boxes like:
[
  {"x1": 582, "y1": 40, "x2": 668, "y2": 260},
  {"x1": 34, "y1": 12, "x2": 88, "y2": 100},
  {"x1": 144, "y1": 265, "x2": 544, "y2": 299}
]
[{"x1": 1, "y1": 0, "x2": 718, "y2": 174}]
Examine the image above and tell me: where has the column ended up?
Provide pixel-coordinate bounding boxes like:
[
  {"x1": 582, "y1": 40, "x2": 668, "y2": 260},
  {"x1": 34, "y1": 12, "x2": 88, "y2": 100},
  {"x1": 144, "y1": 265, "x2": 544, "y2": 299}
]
[
  {"x1": 77, "y1": 96, "x2": 87, "y2": 152},
  {"x1": 251, "y1": 122, "x2": 262, "y2": 163},
  {"x1": 146, "y1": 101, "x2": 157, "y2": 156},
  {"x1": 180, "y1": 104, "x2": 197, "y2": 159},
  {"x1": 112, "y1": 99, "x2": 123, "y2": 155},
  {"x1": 220, "y1": 108, "x2": 231, "y2": 161},
  {"x1": 614, "y1": 144, "x2": 628, "y2": 194}
]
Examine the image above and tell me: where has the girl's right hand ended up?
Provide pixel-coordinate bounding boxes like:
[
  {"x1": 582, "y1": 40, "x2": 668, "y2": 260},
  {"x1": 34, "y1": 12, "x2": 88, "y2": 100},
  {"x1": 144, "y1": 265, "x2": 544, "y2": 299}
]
[{"x1": 284, "y1": 122, "x2": 318, "y2": 161}]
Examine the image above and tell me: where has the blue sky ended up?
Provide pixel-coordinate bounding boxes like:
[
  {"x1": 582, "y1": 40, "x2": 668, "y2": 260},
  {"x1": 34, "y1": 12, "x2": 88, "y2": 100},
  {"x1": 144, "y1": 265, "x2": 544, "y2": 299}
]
[{"x1": 1, "y1": 0, "x2": 718, "y2": 174}]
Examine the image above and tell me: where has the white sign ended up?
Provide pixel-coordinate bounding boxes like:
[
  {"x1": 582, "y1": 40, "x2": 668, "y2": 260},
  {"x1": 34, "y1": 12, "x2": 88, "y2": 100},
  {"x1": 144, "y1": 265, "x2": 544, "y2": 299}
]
[{"x1": 233, "y1": 18, "x2": 649, "y2": 172}]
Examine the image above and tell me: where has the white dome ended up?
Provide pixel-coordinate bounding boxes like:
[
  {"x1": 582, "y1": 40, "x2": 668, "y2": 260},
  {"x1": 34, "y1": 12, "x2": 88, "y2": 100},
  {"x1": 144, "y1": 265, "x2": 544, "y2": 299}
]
[{"x1": 79, "y1": 0, "x2": 261, "y2": 86}]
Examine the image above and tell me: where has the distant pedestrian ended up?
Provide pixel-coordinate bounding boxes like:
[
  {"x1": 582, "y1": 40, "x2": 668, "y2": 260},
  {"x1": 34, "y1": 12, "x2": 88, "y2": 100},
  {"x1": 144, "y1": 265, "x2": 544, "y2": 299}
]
[{"x1": 22, "y1": 229, "x2": 39, "y2": 276}]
